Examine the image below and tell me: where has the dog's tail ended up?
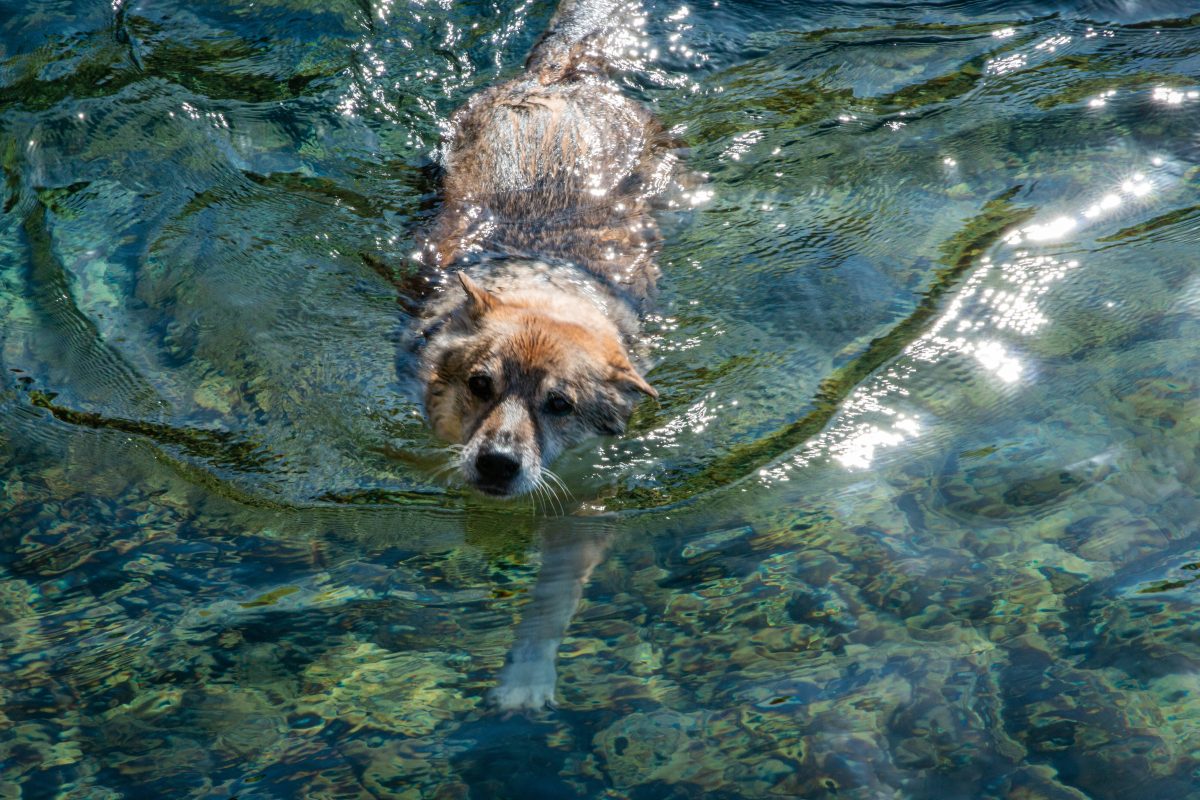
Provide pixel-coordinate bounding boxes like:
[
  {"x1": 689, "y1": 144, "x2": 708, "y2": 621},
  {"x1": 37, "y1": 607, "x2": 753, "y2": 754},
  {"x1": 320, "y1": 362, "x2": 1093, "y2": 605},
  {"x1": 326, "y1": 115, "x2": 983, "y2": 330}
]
[{"x1": 526, "y1": 0, "x2": 644, "y2": 80}]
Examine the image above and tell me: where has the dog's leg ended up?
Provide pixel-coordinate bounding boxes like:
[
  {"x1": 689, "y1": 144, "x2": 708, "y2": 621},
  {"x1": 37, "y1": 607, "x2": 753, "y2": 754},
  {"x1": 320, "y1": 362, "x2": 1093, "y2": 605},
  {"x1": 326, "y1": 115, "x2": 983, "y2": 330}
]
[{"x1": 490, "y1": 522, "x2": 611, "y2": 711}]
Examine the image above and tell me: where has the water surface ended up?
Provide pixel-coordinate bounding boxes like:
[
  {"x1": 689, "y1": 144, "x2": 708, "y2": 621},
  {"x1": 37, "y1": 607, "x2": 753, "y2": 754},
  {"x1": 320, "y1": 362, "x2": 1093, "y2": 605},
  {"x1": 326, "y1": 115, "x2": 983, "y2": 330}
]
[{"x1": 3, "y1": 0, "x2": 1200, "y2": 797}]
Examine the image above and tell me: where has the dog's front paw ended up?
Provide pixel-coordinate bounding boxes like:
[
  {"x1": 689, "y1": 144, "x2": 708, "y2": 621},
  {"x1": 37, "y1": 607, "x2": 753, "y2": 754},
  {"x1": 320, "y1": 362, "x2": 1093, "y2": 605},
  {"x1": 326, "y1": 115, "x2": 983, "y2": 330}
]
[{"x1": 490, "y1": 658, "x2": 558, "y2": 711}]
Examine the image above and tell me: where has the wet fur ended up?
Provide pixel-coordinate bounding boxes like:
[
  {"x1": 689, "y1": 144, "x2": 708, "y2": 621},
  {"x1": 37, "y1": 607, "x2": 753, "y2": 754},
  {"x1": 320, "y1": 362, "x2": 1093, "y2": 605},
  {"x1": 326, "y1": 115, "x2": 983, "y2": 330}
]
[{"x1": 418, "y1": 0, "x2": 670, "y2": 496}]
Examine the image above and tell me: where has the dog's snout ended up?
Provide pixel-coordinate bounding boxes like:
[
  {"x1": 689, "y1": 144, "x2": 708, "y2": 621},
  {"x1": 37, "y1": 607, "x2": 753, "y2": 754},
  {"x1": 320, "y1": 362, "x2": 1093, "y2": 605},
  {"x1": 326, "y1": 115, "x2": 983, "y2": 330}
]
[{"x1": 476, "y1": 450, "x2": 521, "y2": 488}]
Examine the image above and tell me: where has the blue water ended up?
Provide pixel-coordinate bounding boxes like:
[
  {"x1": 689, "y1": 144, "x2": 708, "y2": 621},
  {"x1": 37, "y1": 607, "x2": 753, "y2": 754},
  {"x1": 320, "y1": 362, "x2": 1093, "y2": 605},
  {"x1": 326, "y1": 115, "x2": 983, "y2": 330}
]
[{"x1": 3, "y1": 0, "x2": 1200, "y2": 797}]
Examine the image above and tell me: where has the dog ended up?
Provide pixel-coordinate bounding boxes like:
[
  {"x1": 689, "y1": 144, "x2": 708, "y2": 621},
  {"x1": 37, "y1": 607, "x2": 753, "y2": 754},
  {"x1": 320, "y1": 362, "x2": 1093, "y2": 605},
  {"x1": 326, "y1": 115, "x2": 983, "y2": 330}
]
[{"x1": 416, "y1": 0, "x2": 673, "y2": 497}]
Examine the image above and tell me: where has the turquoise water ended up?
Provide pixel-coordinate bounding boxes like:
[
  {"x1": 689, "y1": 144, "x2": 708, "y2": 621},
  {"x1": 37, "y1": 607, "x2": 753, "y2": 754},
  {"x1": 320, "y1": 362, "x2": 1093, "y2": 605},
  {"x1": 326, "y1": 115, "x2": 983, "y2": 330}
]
[{"x1": 3, "y1": 0, "x2": 1200, "y2": 796}]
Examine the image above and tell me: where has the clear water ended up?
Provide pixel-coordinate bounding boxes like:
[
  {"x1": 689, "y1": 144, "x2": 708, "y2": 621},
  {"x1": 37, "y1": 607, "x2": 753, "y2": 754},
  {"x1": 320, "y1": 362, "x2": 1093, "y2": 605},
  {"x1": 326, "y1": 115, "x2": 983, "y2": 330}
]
[{"x1": 3, "y1": 0, "x2": 1200, "y2": 797}]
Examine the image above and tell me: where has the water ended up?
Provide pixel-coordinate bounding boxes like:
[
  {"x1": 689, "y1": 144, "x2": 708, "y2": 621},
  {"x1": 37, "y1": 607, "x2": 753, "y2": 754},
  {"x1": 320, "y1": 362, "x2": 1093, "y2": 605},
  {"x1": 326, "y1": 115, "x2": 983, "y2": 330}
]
[{"x1": 2, "y1": 0, "x2": 1200, "y2": 796}]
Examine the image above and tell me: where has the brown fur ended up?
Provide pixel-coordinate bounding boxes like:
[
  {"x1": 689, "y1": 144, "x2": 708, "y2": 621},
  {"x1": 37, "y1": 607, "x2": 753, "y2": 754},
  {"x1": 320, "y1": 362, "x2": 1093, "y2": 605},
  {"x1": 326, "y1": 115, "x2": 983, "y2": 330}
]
[
  {"x1": 418, "y1": 1, "x2": 671, "y2": 496},
  {"x1": 427, "y1": 78, "x2": 670, "y2": 301}
]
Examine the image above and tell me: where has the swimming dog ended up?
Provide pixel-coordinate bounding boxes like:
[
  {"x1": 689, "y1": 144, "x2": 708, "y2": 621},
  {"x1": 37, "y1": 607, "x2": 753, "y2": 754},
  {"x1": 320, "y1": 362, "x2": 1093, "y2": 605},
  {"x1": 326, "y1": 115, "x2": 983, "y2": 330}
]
[{"x1": 417, "y1": 0, "x2": 673, "y2": 497}]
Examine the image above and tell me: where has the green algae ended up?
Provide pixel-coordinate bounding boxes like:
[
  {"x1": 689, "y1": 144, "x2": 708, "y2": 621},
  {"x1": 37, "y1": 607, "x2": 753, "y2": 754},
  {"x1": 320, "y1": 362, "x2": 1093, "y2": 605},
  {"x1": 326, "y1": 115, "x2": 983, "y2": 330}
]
[
  {"x1": 1032, "y1": 70, "x2": 1197, "y2": 110},
  {"x1": 28, "y1": 389, "x2": 278, "y2": 472},
  {"x1": 1097, "y1": 203, "x2": 1200, "y2": 243},
  {"x1": 238, "y1": 585, "x2": 302, "y2": 607},
  {"x1": 0, "y1": 16, "x2": 347, "y2": 113},
  {"x1": 798, "y1": 18, "x2": 1054, "y2": 42}
]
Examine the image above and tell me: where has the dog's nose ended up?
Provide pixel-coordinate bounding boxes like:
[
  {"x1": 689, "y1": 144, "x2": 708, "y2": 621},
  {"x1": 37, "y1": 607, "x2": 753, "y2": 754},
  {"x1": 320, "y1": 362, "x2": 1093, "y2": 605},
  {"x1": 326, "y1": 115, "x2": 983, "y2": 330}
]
[{"x1": 476, "y1": 450, "x2": 521, "y2": 487}]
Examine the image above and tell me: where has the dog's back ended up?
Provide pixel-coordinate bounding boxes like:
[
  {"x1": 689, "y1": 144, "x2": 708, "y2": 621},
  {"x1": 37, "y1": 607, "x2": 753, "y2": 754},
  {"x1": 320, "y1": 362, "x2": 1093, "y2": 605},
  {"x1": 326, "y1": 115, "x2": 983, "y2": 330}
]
[
  {"x1": 419, "y1": 1, "x2": 667, "y2": 498},
  {"x1": 427, "y1": 0, "x2": 671, "y2": 303}
]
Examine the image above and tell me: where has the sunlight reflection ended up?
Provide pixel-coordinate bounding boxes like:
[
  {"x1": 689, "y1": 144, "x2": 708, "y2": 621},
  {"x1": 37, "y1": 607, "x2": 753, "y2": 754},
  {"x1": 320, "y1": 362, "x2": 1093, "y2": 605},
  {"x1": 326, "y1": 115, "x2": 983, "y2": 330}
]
[
  {"x1": 831, "y1": 406, "x2": 922, "y2": 470},
  {"x1": 721, "y1": 130, "x2": 764, "y2": 162},
  {"x1": 1152, "y1": 86, "x2": 1200, "y2": 105},
  {"x1": 754, "y1": 137, "x2": 1171, "y2": 484},
  {"x1": 1013, "y1": 171, "x2": 1157, "y2": 243},
  {"x1": 766, "y1": 235, "x2": 1094, "y2": 476},
  {"x1": 1034, "y1": 34, "x2": 1071, "y2": 53},
  {"x1": 986, "y1": 53, "x2": 1027, "y2": 75},
  {"x1": 972, "y1": 340, "x2": 1022, "y2": 383},
  {"x1": 1022, "y1": 215, "x2": 1076, "y2": 242},
  {"x1": 645, "y1": 393, "x2": 718, "y2": 442}
]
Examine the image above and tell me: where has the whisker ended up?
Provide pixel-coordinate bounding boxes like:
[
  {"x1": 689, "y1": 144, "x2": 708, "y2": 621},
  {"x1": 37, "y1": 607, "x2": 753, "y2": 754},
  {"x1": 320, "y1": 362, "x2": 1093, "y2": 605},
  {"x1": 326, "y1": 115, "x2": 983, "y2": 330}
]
[
  {"x1": 530, "y1": 477, "x2": 546, "y2": 515},
  {"x1": 543, "y1": 468, "x2": 573, "y2": 501},
  {"x1": 429, "y1": 461, "x2": 460, "y2": 482},
  {"x1": 536, "y1": 474, "x2": 564, "y2": 517},
  {"x1": 540, "y1": 468, "x2": 573, "y2": 515},
  {"x1": 427, "y1": 445, "x2": 473, "y2": 487},
  {"x1": 535, "y1": 479, "x2": 552, "y2": 515}
]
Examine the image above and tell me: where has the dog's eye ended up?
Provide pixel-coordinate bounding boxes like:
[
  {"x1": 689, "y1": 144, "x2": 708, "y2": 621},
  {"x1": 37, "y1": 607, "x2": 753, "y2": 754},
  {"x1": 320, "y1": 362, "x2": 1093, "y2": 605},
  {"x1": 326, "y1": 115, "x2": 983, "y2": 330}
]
[
  {"x1": 468, "y1": 374, "x2": 494, "y2": 400},
  {"x1": 544, "y1": 393, "x2": 573, "y2": 416}
]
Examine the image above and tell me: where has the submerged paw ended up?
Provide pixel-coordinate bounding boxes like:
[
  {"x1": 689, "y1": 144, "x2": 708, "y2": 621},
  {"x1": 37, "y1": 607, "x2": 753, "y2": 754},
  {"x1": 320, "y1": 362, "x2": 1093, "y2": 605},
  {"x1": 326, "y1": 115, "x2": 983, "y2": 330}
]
[{"x1": 490, "y1": 659, "x2": 558, "y2": 711}]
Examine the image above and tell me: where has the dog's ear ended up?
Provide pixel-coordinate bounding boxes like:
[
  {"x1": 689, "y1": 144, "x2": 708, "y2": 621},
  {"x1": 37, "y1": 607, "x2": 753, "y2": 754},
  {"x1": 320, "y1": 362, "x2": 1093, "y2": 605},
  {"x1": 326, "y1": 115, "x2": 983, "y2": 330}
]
[
  {"x1": 456, "y1": 272, "x2": 496, "y2": 320},
  {"x1": 613, "y1": 364, "x2": 658, "y2": 399},
  {"x1": 625, "y1": 369, "x2": 658, "y2": 399}
]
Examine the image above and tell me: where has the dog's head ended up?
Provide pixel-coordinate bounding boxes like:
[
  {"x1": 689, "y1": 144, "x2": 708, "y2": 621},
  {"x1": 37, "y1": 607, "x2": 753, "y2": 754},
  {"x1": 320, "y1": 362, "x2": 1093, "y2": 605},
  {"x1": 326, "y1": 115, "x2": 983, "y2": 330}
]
[{"x1": 424, "y1": 273, "x2": 656, "y2": 497}]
